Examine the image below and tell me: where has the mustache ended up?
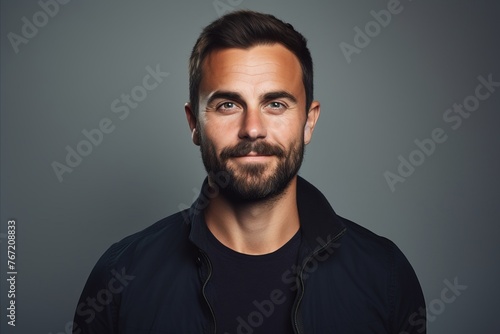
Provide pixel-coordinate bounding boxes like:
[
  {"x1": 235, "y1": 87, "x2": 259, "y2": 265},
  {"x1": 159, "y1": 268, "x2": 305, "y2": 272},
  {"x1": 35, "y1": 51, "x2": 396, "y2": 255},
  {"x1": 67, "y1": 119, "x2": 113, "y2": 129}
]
[{"x1": 220, "y1": 141, "x2": 285, "y2": 160}]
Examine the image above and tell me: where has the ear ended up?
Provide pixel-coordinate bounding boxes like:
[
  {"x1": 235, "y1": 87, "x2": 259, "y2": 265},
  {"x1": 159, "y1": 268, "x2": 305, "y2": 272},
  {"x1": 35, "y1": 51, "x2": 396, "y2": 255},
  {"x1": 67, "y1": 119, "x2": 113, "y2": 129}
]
[
  {"x1": 304, "y1": 100, "x2": 320, "y2": 145},
  {"x1": 184, "y1": 102, "x2": 200, "y2": 146}
]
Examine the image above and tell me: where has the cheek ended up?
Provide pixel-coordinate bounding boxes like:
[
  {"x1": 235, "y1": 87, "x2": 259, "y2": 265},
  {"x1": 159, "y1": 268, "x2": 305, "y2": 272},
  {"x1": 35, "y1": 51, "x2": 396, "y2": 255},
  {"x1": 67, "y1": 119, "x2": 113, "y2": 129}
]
[
  {"x1": 268, "y1": 117, "x2": 305, "y2": 143},
  {"x1": 201, "y1": 122, "x2": 236, "y2": 151}
]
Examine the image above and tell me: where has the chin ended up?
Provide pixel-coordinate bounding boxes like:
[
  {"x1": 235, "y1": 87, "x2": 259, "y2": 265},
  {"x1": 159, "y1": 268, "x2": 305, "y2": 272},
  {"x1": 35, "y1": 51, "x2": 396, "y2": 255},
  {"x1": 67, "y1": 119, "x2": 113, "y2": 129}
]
[{"x1": 222, "y1": 171, "x2": 295, "y2": 204}]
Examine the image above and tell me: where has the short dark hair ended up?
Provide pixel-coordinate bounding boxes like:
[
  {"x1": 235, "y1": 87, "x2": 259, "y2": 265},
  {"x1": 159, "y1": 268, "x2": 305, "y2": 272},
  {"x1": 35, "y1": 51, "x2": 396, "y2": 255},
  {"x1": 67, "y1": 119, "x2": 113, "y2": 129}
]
[{"x1": 188, "y1": 10, "x2": 314, "y2": 118}]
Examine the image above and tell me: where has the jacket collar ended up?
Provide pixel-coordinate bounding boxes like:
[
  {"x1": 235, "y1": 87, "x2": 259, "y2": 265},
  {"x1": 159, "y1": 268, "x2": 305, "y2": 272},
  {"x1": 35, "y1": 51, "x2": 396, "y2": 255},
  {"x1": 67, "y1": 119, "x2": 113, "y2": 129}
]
[
  {"x1": 187, "y1": 176, "x2": 346, "y2": 256},
  {"x1": 295, "y1": 176, "x2": 346, "y2": 255}
]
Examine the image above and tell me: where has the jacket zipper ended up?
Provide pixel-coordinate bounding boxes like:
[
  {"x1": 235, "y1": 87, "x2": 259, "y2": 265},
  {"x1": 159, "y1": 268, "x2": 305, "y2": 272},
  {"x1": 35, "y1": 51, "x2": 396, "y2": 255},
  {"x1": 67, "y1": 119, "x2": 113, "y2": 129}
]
[
  {"x1": 292, "y1": 227, "x2": 347, "y2": 334},
  {"x1": 200, "y1": 251, "x2": 217, "y2": 334}
]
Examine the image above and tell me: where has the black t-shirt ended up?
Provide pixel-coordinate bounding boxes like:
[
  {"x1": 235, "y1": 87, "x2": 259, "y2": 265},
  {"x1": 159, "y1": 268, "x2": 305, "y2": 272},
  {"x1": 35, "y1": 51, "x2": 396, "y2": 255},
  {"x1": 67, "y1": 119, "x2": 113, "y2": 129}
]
[{"x1": 205, "y1": 228, "x2": 301, "y2": 334}]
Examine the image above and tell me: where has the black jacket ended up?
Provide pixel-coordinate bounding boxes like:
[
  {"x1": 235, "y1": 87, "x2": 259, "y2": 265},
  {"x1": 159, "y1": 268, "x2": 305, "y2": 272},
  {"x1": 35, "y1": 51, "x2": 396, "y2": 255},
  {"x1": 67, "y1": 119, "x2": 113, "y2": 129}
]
[{"x1": 73, "y1": 177, "x2": 426, "y2": 333}]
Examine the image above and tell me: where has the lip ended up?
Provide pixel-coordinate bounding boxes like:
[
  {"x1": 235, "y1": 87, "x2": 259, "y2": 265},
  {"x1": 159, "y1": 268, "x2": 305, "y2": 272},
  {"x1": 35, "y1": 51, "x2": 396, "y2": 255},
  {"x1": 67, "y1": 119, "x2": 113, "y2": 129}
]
[
  {"x1": 233, "y1": 153, "x2": 273, "y2": 161},
  {"x1": 234, "y1": 151, "x2": 272, "y2": 157}
]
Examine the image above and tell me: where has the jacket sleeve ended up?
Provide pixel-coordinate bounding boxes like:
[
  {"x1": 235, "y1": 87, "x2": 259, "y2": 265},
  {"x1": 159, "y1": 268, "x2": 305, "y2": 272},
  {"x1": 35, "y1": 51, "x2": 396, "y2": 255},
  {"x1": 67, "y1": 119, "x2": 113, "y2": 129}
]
[
  {"x1": 72, "y1": 244, "x2": 122, "y2": 334},
  {"x1": 390, "y1": 243, "x2": 426, "y2": 334}
]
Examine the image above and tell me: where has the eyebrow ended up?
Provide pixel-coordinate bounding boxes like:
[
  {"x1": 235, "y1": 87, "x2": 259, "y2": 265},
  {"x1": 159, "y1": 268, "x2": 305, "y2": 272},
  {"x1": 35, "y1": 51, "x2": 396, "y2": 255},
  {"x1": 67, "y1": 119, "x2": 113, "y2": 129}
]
[
  {"x1": 206, "y1": 91, "x2": 244, "y2": 106},
  {"x1": 261, "y1": 91, "x2": 298, "y2": 104},
  {"x1": 206, "y1": 90, "x2": 298, "y2": 107}
]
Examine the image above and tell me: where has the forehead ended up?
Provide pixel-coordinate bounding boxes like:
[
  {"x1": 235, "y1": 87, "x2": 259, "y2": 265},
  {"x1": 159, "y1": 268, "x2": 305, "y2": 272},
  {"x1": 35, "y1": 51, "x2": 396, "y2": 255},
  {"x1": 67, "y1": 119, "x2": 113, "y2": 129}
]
[{"x1": 199, "y1": 44, "x2": 304, "y2": 97}]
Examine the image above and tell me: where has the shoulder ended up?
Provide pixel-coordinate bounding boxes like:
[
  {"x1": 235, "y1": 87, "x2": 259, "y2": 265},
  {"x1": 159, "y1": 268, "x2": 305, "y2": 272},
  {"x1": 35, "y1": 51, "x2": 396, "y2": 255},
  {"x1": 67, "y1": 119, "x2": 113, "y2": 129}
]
[
  {"x1": 337, "y1": 216, "x2": 425, "y2": 326},
  {"x1": 338, "y1": 215, "x2": 401, "y2": 261},
  {"x1": 336, "y1": 216, "x2": 419, "y2": 280},
  {"x1": 73, "y1": 211, "x2": 197, "y2": 330},
  {"x1": 96, "y1": 209, "x2": 193, "y2": 272}
]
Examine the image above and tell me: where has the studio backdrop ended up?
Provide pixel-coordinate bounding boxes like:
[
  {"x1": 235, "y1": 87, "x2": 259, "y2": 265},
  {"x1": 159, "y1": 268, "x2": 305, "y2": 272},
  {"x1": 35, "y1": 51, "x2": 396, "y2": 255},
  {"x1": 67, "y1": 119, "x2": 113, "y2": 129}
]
[{"x1": 1, "y1": 0, "x2": 499, "y2": 333}]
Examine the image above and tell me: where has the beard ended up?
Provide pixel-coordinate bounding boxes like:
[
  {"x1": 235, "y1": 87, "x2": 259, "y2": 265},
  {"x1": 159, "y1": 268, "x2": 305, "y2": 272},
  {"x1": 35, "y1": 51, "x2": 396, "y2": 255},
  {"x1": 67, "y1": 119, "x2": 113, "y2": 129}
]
[{"x1": 200, "y1": 136, "x2": 304, "y2": 203}]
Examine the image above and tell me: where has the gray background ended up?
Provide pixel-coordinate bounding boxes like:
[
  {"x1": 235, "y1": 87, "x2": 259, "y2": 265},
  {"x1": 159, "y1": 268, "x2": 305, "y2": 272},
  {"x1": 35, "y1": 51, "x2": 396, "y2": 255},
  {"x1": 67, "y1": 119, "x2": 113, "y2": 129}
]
[{"x1": 1, "y1": 0, "x2": 499, "y2": 332}]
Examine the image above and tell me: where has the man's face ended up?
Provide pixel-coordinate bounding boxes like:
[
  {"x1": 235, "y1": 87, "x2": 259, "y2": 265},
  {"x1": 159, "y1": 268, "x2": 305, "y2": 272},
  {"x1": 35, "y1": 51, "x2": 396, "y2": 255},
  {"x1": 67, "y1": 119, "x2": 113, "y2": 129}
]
[{"x1": 186, "y1": 44, "x2": 319, "y2": 202}]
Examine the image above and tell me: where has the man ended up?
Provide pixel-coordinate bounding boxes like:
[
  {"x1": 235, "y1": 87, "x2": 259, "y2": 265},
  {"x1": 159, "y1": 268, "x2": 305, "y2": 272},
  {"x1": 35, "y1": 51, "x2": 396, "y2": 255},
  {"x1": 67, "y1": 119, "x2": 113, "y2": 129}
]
[{"x1": 73, "y1": 10, "x2": 426, "y2": 334}]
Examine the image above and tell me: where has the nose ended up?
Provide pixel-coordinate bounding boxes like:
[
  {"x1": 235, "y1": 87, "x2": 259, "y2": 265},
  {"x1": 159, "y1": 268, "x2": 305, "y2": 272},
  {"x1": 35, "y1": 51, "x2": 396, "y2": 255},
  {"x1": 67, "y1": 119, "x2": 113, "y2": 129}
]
[{"x1": 238, "y1": 107, "x2": 267, "y2": 141}]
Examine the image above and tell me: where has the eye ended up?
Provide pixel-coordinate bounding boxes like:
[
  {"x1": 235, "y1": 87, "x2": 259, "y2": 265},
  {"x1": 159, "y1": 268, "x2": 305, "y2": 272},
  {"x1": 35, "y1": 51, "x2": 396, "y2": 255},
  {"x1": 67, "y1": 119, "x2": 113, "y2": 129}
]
[
  {"x1": 217, "y1": 102, "x2": 240, "y2": 112},
  {"x1": 266, "y1": 101, "x2": 286, "y2": 111},
  {"x1": 222, "y1": 102, "x2": 235, "y2": 109}
]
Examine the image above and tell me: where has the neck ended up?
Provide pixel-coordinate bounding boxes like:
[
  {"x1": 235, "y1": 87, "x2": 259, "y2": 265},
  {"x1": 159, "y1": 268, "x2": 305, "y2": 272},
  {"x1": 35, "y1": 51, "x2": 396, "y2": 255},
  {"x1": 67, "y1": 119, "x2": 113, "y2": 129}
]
[{"x1": 204, "y1": 176, "x2": 300, "y2": 255}]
